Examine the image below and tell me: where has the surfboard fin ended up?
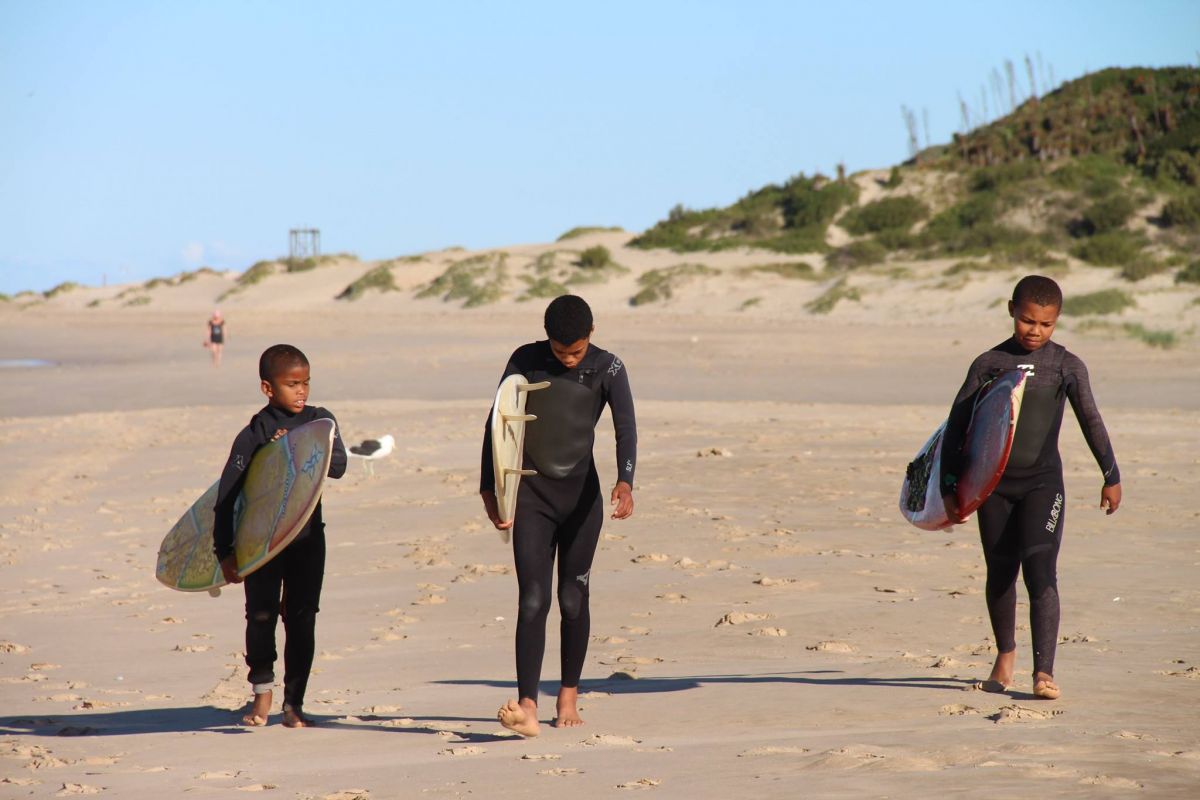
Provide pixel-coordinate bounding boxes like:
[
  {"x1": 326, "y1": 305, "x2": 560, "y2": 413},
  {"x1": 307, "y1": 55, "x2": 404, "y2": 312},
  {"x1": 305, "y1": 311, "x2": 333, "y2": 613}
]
[
  {"x1": 504, "y1": 467, "x2": 537, "y2": 477},
  {"x1": 518, "y1": 381, "x2": 551, "y2": 392},
  {"x1": 502, "y1": 413, "x2": 537, "y2": 422}
]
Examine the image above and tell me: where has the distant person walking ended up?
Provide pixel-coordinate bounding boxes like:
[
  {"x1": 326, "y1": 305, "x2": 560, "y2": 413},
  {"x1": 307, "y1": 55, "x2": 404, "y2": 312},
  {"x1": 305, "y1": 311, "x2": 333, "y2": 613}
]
[{"x1": 205, "y1": 310, "x2": 226, "y2": 367}]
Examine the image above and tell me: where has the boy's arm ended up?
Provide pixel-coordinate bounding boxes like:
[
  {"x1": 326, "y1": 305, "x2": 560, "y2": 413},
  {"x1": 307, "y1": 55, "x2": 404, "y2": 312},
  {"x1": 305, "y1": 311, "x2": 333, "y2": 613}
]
[
  {"x1": 1064, "y1": 353, "x2": 1120, "y2": 488},
  {"x1": 938, "y1": 357, "x2": 987, "y2": 516},
  {"x1": 312, "y1": 409, "x2": 348, "y2": 479},
  {"x1": 212, "y1": 426, "x2": 260, "y2": 562},
  {"x1": 604, "y1": 355, "x2": 636, "y2": 520}
]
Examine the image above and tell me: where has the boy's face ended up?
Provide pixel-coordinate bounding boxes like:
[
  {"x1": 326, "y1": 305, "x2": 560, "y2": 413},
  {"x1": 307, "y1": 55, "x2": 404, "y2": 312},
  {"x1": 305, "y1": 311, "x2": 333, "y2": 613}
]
[
  {"x1": 549, "y1": 336, "x2": 590, "y2": 369},
  {"x1": 261, "y1": 362, "x2": 311, "y2": 413},
  {"x1": 1008, "y1": 300, "x2": 1060, "y2": 352}
]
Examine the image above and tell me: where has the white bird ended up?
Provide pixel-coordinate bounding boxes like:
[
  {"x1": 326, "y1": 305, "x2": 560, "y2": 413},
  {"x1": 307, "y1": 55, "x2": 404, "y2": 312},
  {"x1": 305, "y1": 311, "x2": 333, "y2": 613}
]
[{"x1": 348, "y1": 434, "x2": 394, "y2": 475}]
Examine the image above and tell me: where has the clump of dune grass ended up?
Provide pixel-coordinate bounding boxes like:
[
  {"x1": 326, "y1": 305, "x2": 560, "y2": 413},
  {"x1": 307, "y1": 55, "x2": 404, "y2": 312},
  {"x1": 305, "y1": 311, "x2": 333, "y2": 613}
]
[
  {"x1": 519, "y1": 276, "x2": 570, "y2": 301},
  {"x1": 123, "y1": 295, "x2": 151, "y2": 307},
  {"x1": 336, "y1": 264, "x2": 398, "y2": 301},
  {"x1": 557, "y1": 226, "x2": 624, "y2": 241},
  {"x1": 1174, "y1": 260, "x2": 1200, "y2": 284},
  {"x1": 630, "y1": 263, "x2": 718, "y2": 306},
  {"x1": 739, "y1": 296, "x2": 762, "y2": 311},
  {"x1": 43, "y1": 281, "x2": 81, "y2": 299},
  {"x1": 739, "y1": 262, "x2": 816, "y2": 279},
  {"x1": 805, "y1": 278, "x2": 861, "y2": 314},
  {"x1": 1076, "y1": 319, "x2": 1177, "y2": 349},
  {"x1": 1062, "y1": 289, "x2": 1135, "y2": 316},
  {"x1": 416, "y1": 252, "x2": 508, "y2": 308}
]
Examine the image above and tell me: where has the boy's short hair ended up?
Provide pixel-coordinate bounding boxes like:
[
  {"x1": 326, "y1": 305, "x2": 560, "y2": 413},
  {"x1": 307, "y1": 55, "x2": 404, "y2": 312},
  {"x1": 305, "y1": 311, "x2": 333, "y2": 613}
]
[
  {"x1": 544, "y1": 295, "x2": 593, "y2": 344},
  {"x1": 1012, "y1": 275, "x2": 1063, "y2": 309},
  {"x1": 259, "y1": 344, "x2": 309, "y2": 381}
]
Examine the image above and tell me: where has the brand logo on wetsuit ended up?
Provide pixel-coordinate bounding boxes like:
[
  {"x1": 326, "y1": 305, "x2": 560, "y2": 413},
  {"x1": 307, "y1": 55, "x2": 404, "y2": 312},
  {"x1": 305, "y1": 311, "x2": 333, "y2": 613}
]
[
  {"x1": 1017, "y1": 363, "x2": 1036, "y2": 378},
  {"x1": 608, "y1": 357, "x2": 624, "y2": 377},
  {"x1": 625, "y1": 459, "x2": 633, "y2": 474},
  {"x1": 576, "y1": 569, "x2": 590, "y2": 587},
  {"x1": 234, "y1": 454, "x2": 246, "y2": 472},
  {"x1": 1045, "y1": 492, "x2": 1063, "y2": 533}
]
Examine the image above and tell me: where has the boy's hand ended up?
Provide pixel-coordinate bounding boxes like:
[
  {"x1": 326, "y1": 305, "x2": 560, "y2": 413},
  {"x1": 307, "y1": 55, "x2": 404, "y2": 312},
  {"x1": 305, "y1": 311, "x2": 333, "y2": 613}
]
[
  {"x1": 610, "y1": 481, "x2": 634, "y2": 520},
  {"x1": 1101, "y1": 483, "x2": 1122, "y2": 515},
  {"x1": 219, "y1": 555, "x2": 242, "y2": 584},
  {"x1": 271, "y1": 428, "x2": 287, "y2": 442},
  {"x1": 481, "y1": 490, "x2": 513, "y2": 531}
]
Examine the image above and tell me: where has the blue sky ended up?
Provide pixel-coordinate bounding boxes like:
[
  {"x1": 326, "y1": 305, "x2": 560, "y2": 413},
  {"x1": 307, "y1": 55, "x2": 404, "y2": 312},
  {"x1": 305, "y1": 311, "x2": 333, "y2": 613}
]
[{"x1": 1, "y1": 0, "x2": 1196, "y2": 294}]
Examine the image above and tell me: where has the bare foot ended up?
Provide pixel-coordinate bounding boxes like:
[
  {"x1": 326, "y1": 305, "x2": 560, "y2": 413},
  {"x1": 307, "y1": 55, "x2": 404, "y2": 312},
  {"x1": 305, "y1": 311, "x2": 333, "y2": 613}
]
[
  {"x1": 1033, "y1": 672, "x2": 1061, "y2": 700},
  {"x1": 552, "y1": 686, "x2": 584, "y2": 728},
  {"x1": 282, "y1": 704, "x2": 315, "y2": 727},
  {"x1": 241, "y1": 689, "x2": 271, "y2": 726},
  {"x1": 498, "y1": 698, "x2": 540, "y2": 737},
  {"x1": 978, "y1": 649, "x2": 1015, "y2": 692}
]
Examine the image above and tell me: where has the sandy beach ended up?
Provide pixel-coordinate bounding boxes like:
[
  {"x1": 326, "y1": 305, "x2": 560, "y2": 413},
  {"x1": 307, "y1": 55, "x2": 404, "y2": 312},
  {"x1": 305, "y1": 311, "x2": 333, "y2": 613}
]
[{"x1": 2, "y1": 233, "x2": 1199, "y2": 798}]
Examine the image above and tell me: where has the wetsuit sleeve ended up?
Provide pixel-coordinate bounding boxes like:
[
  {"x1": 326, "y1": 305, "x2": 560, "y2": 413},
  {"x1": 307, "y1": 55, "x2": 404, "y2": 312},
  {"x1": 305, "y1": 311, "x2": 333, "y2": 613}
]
[
  {"x1": 480, "y1": 354, "x2": 525, "y2": 493},
  {"x1": 312, "y1": 408, "x2": 348, "y2": 479},
  {"x1": 212, "y1": 425, "x2": 261, "y2": 560},
  {"x1": 1064, "y1": 353, "x2": 1120, "y2": 486},
  {"x1": 939, "y1": 355, "x2": 989, "y2": 496},
  {"x1": 604, "y1": 356, "x2": 638, "y2": 488}
]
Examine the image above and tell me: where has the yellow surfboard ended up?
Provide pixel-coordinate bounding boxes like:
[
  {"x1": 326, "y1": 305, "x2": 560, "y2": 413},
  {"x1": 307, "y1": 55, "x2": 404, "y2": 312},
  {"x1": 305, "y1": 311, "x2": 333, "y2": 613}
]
[{"x1": 156, "y1": 418, "x2": 336, "y2": 595}]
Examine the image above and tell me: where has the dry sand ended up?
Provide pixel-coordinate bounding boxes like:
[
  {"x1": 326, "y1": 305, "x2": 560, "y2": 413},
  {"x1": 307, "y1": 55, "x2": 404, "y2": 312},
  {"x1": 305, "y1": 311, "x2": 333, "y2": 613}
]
[{"x1": 2, "y1": 236, "x2": 1199, "y2": 798}]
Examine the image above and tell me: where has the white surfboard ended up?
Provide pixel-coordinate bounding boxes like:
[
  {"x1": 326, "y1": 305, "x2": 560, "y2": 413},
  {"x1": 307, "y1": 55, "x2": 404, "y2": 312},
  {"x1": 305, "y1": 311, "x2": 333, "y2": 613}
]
[{"x1": 490, "y1": 374, "x2": 550, "y2": 541}]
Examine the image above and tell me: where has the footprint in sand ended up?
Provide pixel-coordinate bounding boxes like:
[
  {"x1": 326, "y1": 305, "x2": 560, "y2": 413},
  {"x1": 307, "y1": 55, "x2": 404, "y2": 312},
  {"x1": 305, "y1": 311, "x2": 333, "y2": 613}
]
[
  {"x1": 739, "y1": 746, "x2": 808, "y2": 756},
  {"x1": 1078, "y1": 776, "x2": 1144, "y2": 789},
  {"x1": 754, "y1": 576, "x2": 796, "y2": 587},
  {"x1": 631, "y1": 553, "x2": 670, "y2": 564},
  {"x1": 172, "y1": 644, "x2": 211, "y2": 653},
  {"x1": 582, "y1": 734, "x2": 642, "y2": 747},
  {"x1": 715, "y1": 611, "x2": 770, "y2": 627},
  {"x1": 235, "y1": 784, "x2": 277, "y2": 792},
  {"x1": 539, "y1": 768, "x2": 581, "y2": 776},
  {"x1": 621, "y1": 626, "x2": 651, "y2": 636},
  {"x1": 198, "y1": 771, "x2": 242, "y2": 780},
  {"x1": 521, "y1": 753, "x2": 561, "y2": 761},
  {"x1": 616, "y1": 778, "x2": 661, "y2": 789},
  {"x1": 1159, "y1": 666, "x2": 1200, "y2": 679},
  {"x1": 439, "y1": 746, "x2": 484, "y2": 756},
  {"x1": 655, "y1": 593, "x2": 688, "y2": 603},
  {"x1": 806, "y1": 640, "x2": 857, "y2": 653},
  {"x1": 938, "y1": 704, "x2": 980, "y2": 716},
  {"x1": 322, "y1": 791, "x2": 371, "y2": 800},
  {"x1": 988, "y1": 705, "x2": 1065, "y2": 723},
  {"x1": 0, "y1": 641, "x2": 31, "y2": 654},
  {"x1": 56, "y1": 784, "x2": 103, "y2": 796},
  {"x1": 749, "y1": 627, "x2": 788, "y2": 637}
]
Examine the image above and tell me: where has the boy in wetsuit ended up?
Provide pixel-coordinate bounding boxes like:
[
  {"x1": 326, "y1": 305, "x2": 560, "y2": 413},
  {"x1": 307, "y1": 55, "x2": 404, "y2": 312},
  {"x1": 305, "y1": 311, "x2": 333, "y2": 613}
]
[
  {"x1": 480, "y1": 295, "x2": 637, "y2": 737},
  {"x1": 213, "y1": 344, "x2": 347, "y2": 726},
  {"x1": 940, "y1": 276, "x2": 1121, "y2": 700}
]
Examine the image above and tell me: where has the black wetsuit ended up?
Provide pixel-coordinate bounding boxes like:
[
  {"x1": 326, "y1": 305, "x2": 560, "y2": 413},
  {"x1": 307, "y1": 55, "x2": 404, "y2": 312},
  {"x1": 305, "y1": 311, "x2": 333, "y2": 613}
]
[
  {"x1": 481, "y1": 341, "x2": 637, "y2": 701},
  {"x1": 209, "y1": 321, "x2": 224, "y2": 344},
  {"x1": 213, "y1": 404, "x2": 347, "y2": 710},
  {"x1": 941, "y1": 338, "x2": 1118, "y2": 676}
]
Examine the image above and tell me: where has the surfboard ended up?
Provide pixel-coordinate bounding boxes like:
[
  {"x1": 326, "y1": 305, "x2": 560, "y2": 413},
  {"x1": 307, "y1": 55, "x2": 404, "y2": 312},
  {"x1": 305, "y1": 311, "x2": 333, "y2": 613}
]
[
  {"x1": 900, "y1": 370, "x2": 1027, "y2": 530},
  {"x1": 156, "y1": 418, "x2": 336, "y2": 595},
  {"x1": 490, "y1": 374, "x2": 550, "y2": 541}
]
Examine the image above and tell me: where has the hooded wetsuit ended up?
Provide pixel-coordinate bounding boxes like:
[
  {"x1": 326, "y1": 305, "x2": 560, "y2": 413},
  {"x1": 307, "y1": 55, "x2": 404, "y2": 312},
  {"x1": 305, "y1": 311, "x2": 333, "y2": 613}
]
[
  {"x1": 481, "y1": 341, "x2": 637, "y2": 701},
  {"x1": 941, "y1": 338, "x2": 1118, "y2": 676},
  {"x1": 213, "y1": 403, "x2": 347, "y2": 710}
]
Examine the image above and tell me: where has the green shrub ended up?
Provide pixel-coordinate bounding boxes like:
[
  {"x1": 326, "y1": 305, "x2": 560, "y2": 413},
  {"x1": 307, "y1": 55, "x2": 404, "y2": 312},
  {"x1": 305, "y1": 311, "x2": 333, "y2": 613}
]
[
  {"x1": 142, "y1": 277, "x2": 174, "y2": 290},
  {"x1": 416, "y1": 253, "x2": 508, "y2": 307},
  {"x1": 828, "y1": 239, "x2": 886, "y2": 270},
  {"x1": 123, "y1": 295, "x2": 151, "y2": 307},
  {"x1": 1175, "y1": 261, "x2": 1200, "y2": 284},
  {"x1": 758, "y1": 226, "x2": 830, "y2": 254},
  {"x1": 1063, "y1": 288, "x2": 1135, "y2": 316},
  {"x1": 943, "y1": 260, "x2": 1005, "y2": 276},
  {"x1": 1048, "y1": 155, "x2": 1127, "y2": 196},
  {"x1": 43, "y1": 281, "x2": 80, "y2": 299},
  {"x1": 519, "y1": 277, "x2": 569, "y2": 301},
  {"x1": 557, "y1": 226, "x2": 624, "y2": 241},
  {"x1": 238, "y1": 260, "x2": 279, "y2": 285},
  {"x1": 1122, "y1": 323, "x2": 1176, "y2": 348},
  {"x1": 1162, "y1": 191, "x2": 1200, "y2": 228},
  {"x1": 287, "y1": 257, "x2": 318, "y2": 273},
  {"x1": 739, "y1": 296, "x2": 762, "y2": 311},
  {"x1": 1081, "y1": 195, "x2": 1135, "y2": 234},
  {"x1": 86, "y1": 298, "x2": 101, "y2": 308},
  {"x1": 740, "y1": 262, "x2": 815, "y2": 279},
  {"x1": 336, "y1": 265, "x2": 398, "y2": 301},
  {"x1": 578, "y1": 245, "x2": 612, "y2": 269},
  {"x1": 805, "y1": 278, "x2": 861, "y2": 314},
  {"x1": 1154, "y1": 149, "x2": 1200, "y2": 186},
  {"x1": 1071, "y1": 230, "x2": 1147, "y2": 265},
  {"x1": 884, "y1": 166, "x2": 903, "y2": 188},
  {"x1": 874, "y1": 228, "x2": 918, "y2": 251},
  {"x1": 841, "y1": 196, "x2": 929, "y2": 235},
  {"x1": 630, "y1": 264, "x2": 718, "y2": 306},
  {"x1": 968, "y1": 161, "x2": 1042, "y2": 192},
  {"x1": 1119, "y1": 260, "x2": 1169, "y2": 282},
  {"x1": 924, "y1": 194, "x2": 997, "y2": 241}
]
